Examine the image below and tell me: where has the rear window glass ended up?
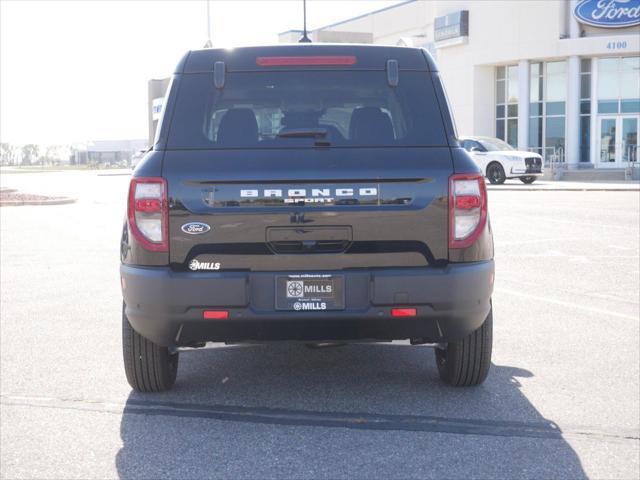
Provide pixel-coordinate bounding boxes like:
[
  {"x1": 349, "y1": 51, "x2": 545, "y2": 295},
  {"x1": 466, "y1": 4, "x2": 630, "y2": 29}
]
[{"x1": 166, "y1": 71, "x2": 447, "y2": 149}]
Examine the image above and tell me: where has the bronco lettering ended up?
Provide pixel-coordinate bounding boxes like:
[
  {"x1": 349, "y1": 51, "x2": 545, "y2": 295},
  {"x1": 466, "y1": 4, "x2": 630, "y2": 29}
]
[{"x1": 240, "y1": 187, "x2": 378, "y2": 198}]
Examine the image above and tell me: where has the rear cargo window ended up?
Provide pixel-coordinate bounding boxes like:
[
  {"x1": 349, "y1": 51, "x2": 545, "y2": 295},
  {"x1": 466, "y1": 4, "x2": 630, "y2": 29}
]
[{"x1": 166, "y1": 71, "x2": 447, "y2": 149}]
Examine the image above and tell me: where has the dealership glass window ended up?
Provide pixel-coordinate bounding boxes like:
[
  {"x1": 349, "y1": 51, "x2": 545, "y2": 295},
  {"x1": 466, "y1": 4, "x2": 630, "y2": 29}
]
[
  {"x1": 529, "y1": 62, "x2": 543, "y2": 154},
  {"x1": 546, "y1": 117, "x2": 565, "y2": 153},
  {"x1": 529, "y1": 117, "x2": 543, "y2": 153},
  {"x1": 622, "y1": 99, "x2": 640, "y2": 113},
  {"x1": 546, "y1": 102, "x2": 565, "y2": 115},
  {"x1": 580, "y1": 59, "x2": 591, "y2": 162},
  {"x1": 507, "y1": 65, "x2": 519, "y2": 103},
  {"x1": 496, "y1": 66, "x2": 505, "y2": 96},
  {"x1": 545, "y1": 61, "x2": 566, "y2": 158},
  {"x1": 597, "y1": 56, "x2": 640, "y2": 114},
  {"x1": 530, "y1": 62, "x2": 543, "y2": 102},
  {"x1": 546, "y1": 61, "x2": 566, "y2": 102},
  {"x1": 528, "y1": 61, "x2": 567, "y2": 159},
  {"x1": 598, "y1": 58, "x2": 618, "y2": 102},
  {"x1": 621, "y1": 58, "x2": 640, "y2": 100},
  {"x1": 580, "y1": 59, "x2": 591, "y2": 100},
  {"x1": 580, "y1": 116, "x2": 591, "y2": 162},
  {"x1": 496, "y1": 65, "x2": 518, "y2": 146}
]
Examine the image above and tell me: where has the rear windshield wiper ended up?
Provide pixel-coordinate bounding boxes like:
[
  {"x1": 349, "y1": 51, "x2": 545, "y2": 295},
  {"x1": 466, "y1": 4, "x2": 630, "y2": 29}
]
[
  {"x1": 277, "y1": 128, "x2": 329, "y2": 139},
  {"x1": 277, "y1": 128, "x2": 331, "y2": 147}
]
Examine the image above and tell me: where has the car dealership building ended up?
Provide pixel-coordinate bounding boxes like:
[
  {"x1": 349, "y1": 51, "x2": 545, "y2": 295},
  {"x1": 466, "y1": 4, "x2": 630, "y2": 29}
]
[{"x1": 279, "y1": 0, "x2": 640, "y2": 170}]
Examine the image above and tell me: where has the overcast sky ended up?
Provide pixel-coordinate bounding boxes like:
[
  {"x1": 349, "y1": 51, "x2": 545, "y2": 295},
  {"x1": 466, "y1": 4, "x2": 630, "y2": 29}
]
[{"x1": 0, "y1": 0, "x2": 403, "y2": 145}]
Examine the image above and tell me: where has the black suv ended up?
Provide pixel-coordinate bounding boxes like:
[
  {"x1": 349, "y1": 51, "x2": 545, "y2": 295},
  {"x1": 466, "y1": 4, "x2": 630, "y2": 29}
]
[{"x1": 121, "y1": 45, "x2": 494, "y2": 392}]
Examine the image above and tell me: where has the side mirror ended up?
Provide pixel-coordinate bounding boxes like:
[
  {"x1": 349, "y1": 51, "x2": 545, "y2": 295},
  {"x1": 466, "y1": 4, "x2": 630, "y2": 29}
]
[{"x1": 470, "y1": 146, "x2": 482, "y2": 152}]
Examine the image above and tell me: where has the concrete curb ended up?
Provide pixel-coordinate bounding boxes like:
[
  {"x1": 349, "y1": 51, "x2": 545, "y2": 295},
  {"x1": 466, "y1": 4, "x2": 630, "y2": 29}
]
[{"x1": 0, "y1": 197, "x2": 77, "y2": 207}]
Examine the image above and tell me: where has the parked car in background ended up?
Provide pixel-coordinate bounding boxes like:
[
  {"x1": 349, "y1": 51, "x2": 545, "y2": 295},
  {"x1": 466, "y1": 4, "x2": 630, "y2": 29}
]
[{"x1": 460, "y1": 136, "x2": 543, "y2": 184}]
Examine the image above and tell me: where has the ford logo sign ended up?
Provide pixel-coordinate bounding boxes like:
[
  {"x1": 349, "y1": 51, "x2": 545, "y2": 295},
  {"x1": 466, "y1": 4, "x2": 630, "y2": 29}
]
[
  {"x1": 181, "y1": 222, "x2": 211, "y2": 235},
  {"x1": 574, "y1": 0, "x2": 640, "y2": 28}
]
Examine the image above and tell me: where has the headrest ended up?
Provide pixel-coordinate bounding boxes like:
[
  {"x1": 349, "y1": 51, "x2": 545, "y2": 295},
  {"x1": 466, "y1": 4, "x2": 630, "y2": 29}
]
[
  {"x1": 349, "y1": 107, "x2": 394, "y2": 144},
  {"x1": 217, "y1": 108, "x2": 258, "y2": 145}
]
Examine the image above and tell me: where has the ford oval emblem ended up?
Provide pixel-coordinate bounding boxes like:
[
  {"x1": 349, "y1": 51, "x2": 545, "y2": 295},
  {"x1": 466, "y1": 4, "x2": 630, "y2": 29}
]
[
  {"x1": 181, "y1": 222, "x2": 211, "y2": 235},
  {"x1": 574, "y1": 0, "x2": 640, "y2": 28}
]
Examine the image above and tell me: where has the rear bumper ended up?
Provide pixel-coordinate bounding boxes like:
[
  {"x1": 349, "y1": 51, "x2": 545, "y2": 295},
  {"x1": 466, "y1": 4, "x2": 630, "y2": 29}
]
[{"x1": 121, "y1": 261, "x2": 494, "y2": 347}]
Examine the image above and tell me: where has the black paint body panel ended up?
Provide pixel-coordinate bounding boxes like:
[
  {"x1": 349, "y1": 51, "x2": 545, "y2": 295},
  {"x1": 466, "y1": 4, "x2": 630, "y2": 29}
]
[{"x1": 163, "y1": 147, "x2": 452, "y2": 271}]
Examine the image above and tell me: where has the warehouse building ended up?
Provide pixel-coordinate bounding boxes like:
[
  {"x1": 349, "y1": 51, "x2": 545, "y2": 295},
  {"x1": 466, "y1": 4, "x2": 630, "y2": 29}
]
[{"x1": 73, "y1": 139, "x2": 147, "y2": 167}]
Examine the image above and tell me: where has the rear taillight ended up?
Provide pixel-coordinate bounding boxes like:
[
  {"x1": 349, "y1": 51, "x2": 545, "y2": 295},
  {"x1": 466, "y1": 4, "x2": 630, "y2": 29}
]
[
  {"x1": 449, "y1": 173, "x2": 487, "y2": 249},
  {"x1": 127, "y1": 177, "x2": 168, "y2": 252}
]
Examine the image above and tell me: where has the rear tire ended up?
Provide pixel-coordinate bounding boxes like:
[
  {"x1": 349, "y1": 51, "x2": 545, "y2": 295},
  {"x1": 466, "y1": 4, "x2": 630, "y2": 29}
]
[
  {"x1": 435, "y1": 306, "x2": 492, "y2": 386},
  {"x1": 122, "y1": 304, "x2": 178, "y2": 392},
  {"x1": 486, "y1": 163, "x2": 506, "y2": 184},
  {"x1": 519, "y1": 176, "x2": 536, "y2": 184}
]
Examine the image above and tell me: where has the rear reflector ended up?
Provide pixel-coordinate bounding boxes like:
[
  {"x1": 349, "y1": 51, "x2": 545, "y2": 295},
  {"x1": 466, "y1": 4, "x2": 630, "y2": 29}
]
[
  {"x1": 391, "y1": 308, "x2": 417, "y2": 317},
  {"x1": 134, "y1": 198, "x2": 161, "y2": 213},
  {"x1": 203, "y1": 310, "x2": 229, "y2": 320},
  {"x1": 455, "y1": 195, "x2": 481, "y2": 210},
  {"x1": 256, "y1": 56, "x2": 357, "y2": 66}
]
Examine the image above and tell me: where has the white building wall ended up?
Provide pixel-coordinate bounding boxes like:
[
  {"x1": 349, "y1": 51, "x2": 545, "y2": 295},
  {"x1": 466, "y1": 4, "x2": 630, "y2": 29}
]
[
  {"x1": 330, "y1": 1, "x2": 430, "y2": 38},
  {"x1": 325, "y1": 11, "x2": 375, "y2": 35},
  {"x1": 433, "y1": 1, "x2": 565, "y2": 136},
  {"x1": 472, "y1": 66, "x2": 495, "y2": 138}
]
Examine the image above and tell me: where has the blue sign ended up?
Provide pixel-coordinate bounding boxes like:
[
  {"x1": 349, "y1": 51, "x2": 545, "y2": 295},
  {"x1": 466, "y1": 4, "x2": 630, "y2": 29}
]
[{"x1": 574, "y1": 0, "x2": 640, "y2": 28}]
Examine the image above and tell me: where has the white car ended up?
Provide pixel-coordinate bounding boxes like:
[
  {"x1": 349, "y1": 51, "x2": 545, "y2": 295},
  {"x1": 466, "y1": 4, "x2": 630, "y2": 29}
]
[{"x1": 460, "y1": 136, "x2": 543, "y2": 185}]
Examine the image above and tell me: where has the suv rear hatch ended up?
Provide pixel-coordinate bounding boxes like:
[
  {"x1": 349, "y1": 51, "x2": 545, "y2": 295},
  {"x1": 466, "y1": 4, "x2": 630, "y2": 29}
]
[{"x1": 162, "y1": 50, "x2": 452, "y2": 271}]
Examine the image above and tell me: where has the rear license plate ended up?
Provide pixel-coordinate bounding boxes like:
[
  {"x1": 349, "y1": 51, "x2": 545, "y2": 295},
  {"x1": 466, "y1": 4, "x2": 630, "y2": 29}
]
[{"x1": 275, "y1": 275, "x2": 345, "y2": 311}]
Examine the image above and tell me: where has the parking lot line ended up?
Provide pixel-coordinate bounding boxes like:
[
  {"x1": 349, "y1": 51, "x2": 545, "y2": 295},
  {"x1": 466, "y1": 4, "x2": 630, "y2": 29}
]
[{"x1": 495, "y1": 288, "x2": 639, "y2": 321}]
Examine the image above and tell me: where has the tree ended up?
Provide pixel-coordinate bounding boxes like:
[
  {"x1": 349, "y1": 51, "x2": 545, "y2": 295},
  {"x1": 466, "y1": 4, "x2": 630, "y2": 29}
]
[
  {"x1": 0, "y1": 143, "x2": 12, "y2": 165},
  {"x1": 21, "y1": 144, "x2": 39, "y2": 166},
  {"x1": 45, "y1": 145, "x2": 57, "y2": 165},
  {"x1": 43, "y1": 145, "x2": 71, "y2": 165}
]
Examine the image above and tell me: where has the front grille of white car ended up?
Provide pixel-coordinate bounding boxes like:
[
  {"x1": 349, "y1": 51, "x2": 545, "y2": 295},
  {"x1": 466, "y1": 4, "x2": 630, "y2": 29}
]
[{"x1": 525, "y1": 157, "x2": 542, "y2": 173}]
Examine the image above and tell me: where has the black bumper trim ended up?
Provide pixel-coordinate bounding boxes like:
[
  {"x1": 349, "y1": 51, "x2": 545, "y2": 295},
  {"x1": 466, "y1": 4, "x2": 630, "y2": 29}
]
[{"x1": 121, "y1": 261, "x2": 494, "y2": 346}]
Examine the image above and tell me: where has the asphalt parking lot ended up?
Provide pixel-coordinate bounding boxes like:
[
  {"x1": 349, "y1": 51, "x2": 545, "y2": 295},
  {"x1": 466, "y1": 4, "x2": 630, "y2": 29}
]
[{"x1": 1, "y1": 170, "x2": 639, "y2": 479}]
